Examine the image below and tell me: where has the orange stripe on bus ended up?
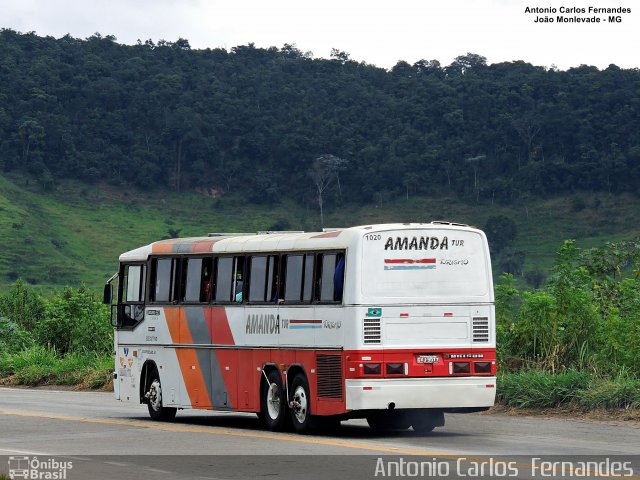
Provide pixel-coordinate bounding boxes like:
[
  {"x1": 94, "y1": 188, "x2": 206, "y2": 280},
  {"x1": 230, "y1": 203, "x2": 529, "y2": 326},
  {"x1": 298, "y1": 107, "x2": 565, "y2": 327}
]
[
  {"x1": 170, "y1": 308, "x2": 213, "y2": 408},
  {"x1": 164, "y1": 308, "x2": 181, "y2": 343},
  {"x1": 152, "y1": 240, "x2": 179, "y2": 253}
]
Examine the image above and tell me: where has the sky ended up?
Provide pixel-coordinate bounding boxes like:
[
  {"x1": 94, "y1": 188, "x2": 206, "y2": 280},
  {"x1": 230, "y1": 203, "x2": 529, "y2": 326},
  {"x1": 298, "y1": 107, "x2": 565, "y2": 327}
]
[{"x1": 1, "y1": 0, "x2": 638, "y2": 70}]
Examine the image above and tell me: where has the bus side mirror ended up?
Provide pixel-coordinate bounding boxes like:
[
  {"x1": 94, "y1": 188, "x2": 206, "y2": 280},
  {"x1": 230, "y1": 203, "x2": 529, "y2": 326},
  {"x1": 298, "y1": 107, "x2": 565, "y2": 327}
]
[{"x1": 103, "y1": 284, "x2": 113, "y2": 305}]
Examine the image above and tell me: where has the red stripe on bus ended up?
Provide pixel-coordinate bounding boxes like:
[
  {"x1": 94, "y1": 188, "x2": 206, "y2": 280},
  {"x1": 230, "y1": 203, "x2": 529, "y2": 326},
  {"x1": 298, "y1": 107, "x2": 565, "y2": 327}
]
[
  {"x1": 290, "y1": 319, "x2": 323, "y2": 324},
  {"x1": 191, "y1": 239, "x2": 220, "y2": 253},
  {"x1": 310, "y1": 231, "x2": 341, "y2": 239},
  {"x1": 210, "y1": 307, "x2": 235, "y2": 344},
  {"x1": 384, "y1": 258, "x2": 436, "y2": 264}
]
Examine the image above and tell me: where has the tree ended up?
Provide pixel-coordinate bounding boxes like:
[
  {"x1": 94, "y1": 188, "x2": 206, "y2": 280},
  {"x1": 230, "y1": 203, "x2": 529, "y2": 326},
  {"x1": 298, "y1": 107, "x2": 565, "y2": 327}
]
[
  {"x1": 309, "y1": 154, "x2": 345, "y2": 228},
  {"x1": 330, "y1": 48, "x2": 350, "y2": 64},
  {"x1": 18, "y1": 118, "x2": 45, "y2": 165},
  {"x1": 484, "y1": 215, "x2": 518, "y2": 254},
  {"x1": 465, "y1": 154, "x2": 486, "y2": 202}
]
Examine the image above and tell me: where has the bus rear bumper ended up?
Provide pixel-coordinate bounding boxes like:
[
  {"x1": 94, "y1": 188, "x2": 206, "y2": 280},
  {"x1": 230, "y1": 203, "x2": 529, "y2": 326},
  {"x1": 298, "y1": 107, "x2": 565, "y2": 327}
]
[{"x1": 345, "y1": 377, "x2": 496, "y2": 411}]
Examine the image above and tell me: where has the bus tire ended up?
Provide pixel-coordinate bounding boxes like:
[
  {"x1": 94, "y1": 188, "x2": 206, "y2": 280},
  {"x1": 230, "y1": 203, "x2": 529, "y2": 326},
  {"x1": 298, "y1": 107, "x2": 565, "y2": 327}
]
[
  {"x1": 146, "y1": 370, "x2": 177, "y2": 421},
  {"x1": 290, "y1": 374, "x2": 312, "y2": 433},
  {"x1": 366, "y1": 412, "x2": 410, "y2": 431},
  {"x1": 410, "y1": 410, "x2": 444, "y2": 433},
  {"x1": 261, "y1": 370, "x2": 287, "y2": 431}
]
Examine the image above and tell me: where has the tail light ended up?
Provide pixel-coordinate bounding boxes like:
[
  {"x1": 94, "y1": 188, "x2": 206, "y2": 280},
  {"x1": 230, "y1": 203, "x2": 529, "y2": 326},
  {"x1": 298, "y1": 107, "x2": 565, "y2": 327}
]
[
  {"x1": 452, "y1": 362, "x2": 470, "y2": 374},
  {"x1": 386, "y1": 363, "x2": 404, "y2": 375},
  {"x1": 363, "y1": 363, "x2": 381, "y2": 375},
  {"x1": 474, "y1": 361, "x2": 492, "y2": 374}
]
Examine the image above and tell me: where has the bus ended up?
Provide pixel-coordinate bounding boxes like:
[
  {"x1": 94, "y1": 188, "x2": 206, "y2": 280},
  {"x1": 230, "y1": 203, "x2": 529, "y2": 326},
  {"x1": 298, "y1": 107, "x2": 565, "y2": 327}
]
[{"x1": 104, "y1": 222, "x2": 496, "y2": 433}]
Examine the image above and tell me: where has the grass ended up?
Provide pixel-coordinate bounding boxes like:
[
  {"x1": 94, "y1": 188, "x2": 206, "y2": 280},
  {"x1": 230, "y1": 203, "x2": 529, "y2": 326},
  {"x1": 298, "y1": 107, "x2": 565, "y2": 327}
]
[
  {"x1": 0, "y1": 345, "x2": 113, "y2": 389},
  {"x1": 497, "y1": 371, "x2": 640, "y2": 410},
  {"x1": 4, "y1": 172, "x2": 640, "y2": 293}
]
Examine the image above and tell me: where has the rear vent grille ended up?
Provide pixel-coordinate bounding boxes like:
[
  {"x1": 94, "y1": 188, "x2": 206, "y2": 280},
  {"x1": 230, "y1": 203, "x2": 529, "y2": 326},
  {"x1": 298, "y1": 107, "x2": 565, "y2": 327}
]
[
  {"x1": 316, "y1": 354, "x2": 343, "y2": 398},
  {"x1": 472, "y1": 317, "x2": 489, "y2": 342},
  {"x1": 363, "y1": 318, "x2": 381, "y2": 344}
]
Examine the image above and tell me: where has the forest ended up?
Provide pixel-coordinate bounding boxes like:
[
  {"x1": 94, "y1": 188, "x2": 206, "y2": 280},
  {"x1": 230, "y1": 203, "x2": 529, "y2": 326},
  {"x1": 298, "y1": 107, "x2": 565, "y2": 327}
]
[{"x1": 1, "y1": 28, "x2": 639, "y2": 208}]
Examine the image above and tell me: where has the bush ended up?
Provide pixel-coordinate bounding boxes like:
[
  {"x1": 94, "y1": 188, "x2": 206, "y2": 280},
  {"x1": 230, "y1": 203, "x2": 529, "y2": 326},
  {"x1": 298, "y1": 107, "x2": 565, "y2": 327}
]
[
  {"x1": 497, "y1": 240, "x2": 629, "y2": 374},
  {"x1": 0, "y1": 279, "x2": 45, "y2": 331},
  {"x1": 0, "y1": 318, "x2": 35, "y2": 353},
  {"x1": 35, "y1": 285, "x2": 112, "y2": 354}
]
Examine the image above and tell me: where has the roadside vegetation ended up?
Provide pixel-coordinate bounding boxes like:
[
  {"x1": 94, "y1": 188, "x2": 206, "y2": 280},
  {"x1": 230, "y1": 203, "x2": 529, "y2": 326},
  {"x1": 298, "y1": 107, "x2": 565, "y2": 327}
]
[
  {"x1": 0, "y1": 280, "x2": 112, "y2": 389},
  {"x1": 496, "y1": 240, "x2": 640, "y2": 410}
]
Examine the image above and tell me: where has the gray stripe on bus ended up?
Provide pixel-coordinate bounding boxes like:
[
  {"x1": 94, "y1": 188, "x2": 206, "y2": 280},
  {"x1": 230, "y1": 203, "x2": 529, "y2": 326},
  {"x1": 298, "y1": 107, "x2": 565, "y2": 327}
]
[
  {"x1": 209, "y1": 350, "x2": 230, "y2": 408},
  {"x1": 185, "y1": 307, "x2": 210, "y2": 344},
  {"x1": 184, "y1": 308, "x2": 228, "y2": 407},
  {"x1": 173, "y1": 243, "x2": 193, "y2": 253}
]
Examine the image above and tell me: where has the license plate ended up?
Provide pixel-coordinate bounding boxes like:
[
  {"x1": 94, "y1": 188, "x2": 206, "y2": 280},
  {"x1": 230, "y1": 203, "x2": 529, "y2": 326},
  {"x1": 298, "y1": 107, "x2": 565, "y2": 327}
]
[{"x1": 416, "y1": 354, "x2": 439, "y2": 364}]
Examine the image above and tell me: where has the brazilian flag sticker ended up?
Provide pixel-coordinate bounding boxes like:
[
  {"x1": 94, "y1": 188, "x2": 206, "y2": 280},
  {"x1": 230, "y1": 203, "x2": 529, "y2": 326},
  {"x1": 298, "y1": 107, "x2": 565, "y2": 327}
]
[{"x1": 367, "y1": 307, "x2": 382, "y2": 317}]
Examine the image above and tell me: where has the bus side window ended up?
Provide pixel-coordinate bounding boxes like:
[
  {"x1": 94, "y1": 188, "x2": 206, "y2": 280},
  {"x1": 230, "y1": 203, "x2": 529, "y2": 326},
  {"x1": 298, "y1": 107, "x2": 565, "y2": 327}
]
[
  {"x1": 120, "y1": 264, "x2": 145, "y2": 327},
  {"x1": 182, "y1": 258, "x2": 212, "y2": 303},
  {"x1": 303, "y1": 254, "x2": 315, "y2": 302},
  {"x1": 200, "y1": 258, "x2": 213, "y2": 302},
  {"x1": 215, "y1": 257, "x2": 233, "y2": 302},
  {"x1": 248, "y1": 255, "x2": 278, "y2": 302},
  {"x1": 317, "y1": 253, "x2": 345, "y2": 303},
  {"x1": 122, "y1": 264, "x2": 145, "y2": 303},
  {"x1": 318, "y1": 254, "x2": 336, "y2": 302},
  {"x1": 215, "y1": 256, "x2": 245, "y2": 303},
  {"x1": 282, "y1": 254, "x2": 314, "y2": 303},
  {"x1": 150, "y1": 258, "x2": 178, "y2": 303},
  {"x1": 234, "y1": 256, "x2": 245, "y2": 302},
  {"x1": 334, "y1": 253, "x2": 345, "y2": 302},
  {"x1": 284, "y1": 255, "x2": 303, "y2": 302}
]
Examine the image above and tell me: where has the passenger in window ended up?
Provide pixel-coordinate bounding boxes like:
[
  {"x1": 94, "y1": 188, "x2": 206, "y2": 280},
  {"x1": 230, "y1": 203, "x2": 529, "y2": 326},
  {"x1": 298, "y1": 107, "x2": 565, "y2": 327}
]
[
  {"x1": 271, "y1": 275, "x2": 284, "y2": 304},
  {"x1": 234, "y1": 279, "x2": 243, "y2": 302},
  {"x1": 201, "y1": 263, "x2": 213, "y2": 303}
]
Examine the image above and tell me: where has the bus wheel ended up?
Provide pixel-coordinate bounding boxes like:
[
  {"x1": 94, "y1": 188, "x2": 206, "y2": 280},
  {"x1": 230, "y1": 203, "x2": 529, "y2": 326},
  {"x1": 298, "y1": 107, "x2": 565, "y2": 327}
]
[
  {"x1": 146, "y1": 371, "x2": 177, "y2": 421},
  {"x1": 410, "y1": 410, "x2": 444, "y2": 433},
  {"x1": 290, "y1": 374, "x2": 311, "y2": 433},
  {"x1": 261, "y1": 370, "x2": 287, "y2": 431}
]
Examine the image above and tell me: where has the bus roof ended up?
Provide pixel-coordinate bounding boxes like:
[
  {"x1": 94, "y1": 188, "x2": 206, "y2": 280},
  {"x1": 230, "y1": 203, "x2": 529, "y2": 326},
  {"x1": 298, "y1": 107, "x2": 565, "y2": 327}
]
[{"x1": 118, "y1": 222, "x2": 481, "y2": 262}]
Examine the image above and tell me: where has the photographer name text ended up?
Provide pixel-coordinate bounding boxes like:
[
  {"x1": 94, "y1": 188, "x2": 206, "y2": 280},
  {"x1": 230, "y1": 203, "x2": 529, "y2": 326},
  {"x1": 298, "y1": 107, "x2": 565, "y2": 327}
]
[{"x1": 524, "y1": 6, "x2": 631, "y2": 23}]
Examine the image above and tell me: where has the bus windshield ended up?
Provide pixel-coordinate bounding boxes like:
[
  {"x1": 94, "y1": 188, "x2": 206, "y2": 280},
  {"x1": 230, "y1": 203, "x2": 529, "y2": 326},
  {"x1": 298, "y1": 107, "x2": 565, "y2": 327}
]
[{"x1": 361, "y1": 228, "x2": 490, "y2": 300}]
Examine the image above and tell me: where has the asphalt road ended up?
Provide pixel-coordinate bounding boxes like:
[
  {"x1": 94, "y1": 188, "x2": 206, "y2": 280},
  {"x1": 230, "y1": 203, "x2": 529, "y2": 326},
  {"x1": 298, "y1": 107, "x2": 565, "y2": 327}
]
[{"x1": 0, "y1": 387, "x2": 638, "y2": 479}]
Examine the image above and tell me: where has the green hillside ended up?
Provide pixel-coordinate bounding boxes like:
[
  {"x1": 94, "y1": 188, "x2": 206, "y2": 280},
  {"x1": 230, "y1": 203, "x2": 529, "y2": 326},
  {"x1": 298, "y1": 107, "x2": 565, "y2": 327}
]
[{"x1": 2, "y1": 172, "x2": 640, "y2": 292}]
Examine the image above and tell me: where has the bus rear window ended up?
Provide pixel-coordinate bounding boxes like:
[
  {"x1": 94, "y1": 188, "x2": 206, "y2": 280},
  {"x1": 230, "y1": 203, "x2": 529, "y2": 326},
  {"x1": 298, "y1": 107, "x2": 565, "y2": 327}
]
[{"x1": 361, "y1": 230, "x2": 490, "y2": 299}]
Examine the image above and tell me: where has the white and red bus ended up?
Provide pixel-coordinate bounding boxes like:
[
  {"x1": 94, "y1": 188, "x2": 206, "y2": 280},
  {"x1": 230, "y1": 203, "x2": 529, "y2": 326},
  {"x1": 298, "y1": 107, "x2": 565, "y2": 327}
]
[{"x1": 104, "y1": 222, "x2": 496, "y2": 433}]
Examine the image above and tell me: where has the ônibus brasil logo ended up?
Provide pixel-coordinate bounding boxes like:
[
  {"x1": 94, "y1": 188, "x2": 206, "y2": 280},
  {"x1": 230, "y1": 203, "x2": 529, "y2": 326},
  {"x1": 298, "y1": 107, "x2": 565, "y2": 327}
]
[{"x1": 8, "y1": 456, "x2": 73, "y2": 479}]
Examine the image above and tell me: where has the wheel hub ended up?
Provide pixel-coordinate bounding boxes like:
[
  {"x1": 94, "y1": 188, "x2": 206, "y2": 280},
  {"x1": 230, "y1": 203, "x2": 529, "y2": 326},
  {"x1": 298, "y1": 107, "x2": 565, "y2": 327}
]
[
  {"x1": 148, "y1": 379, "x2": 162, "y2": 411},
  {"x1": 292, "y1": 385, "x2": 307, "y2": 423},
  {"x1": 266, "y1": 383, "x2": 281, "y2": 420}
]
